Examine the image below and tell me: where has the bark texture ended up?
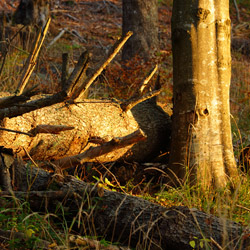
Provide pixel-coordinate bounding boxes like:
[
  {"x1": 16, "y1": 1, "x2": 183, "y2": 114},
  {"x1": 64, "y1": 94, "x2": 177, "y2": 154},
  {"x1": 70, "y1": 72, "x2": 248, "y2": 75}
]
[
  {"x1": 9, "y1": 163, "x2": 250, "y2": 250},
  {"x1": 122, "y1": 0, "x2": 159, "y2": 61},
  {"x1": 0, "y1": 95, "x2": 171, "y2": 163},
  {"x1": 13, "y1": 0, "x2": 50, "y2": 27},
  {"x1": 169, "y1": 0, "x2": 239, "y2": 188}
]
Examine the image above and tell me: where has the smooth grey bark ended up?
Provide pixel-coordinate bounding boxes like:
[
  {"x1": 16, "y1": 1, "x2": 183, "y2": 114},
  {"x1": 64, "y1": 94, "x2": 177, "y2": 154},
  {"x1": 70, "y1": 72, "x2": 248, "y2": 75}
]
[
  {"x1": 122, "y1": 0, "x2": 159, "y2": 61},
  {"x1": 169, "y1": 0, "x2": 239, "y2": 188}
]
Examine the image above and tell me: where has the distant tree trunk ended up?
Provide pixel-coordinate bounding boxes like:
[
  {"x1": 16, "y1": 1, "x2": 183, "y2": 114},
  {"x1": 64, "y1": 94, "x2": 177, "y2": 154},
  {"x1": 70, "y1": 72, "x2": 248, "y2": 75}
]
[
  {"x1": 13, "y1": 0, "x2": 50, "y2": 27},
  {"x1": 122, "y1": 0, "x2": 159, "y2": 61},
  {"x1": 169, "y1": 0, "x2": 239, "y2": 188}
]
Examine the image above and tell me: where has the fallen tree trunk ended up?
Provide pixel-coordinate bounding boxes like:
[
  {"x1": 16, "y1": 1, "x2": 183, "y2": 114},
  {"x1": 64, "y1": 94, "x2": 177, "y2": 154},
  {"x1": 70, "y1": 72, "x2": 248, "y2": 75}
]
[
  {"x1": 0, "y1": 25, "x2": 170, "y2": 164},
  {"x1": 0, "y1": 96, "x2": 171, "y2": 163},
  {"x1": 9, "y1": 163, "x2": 250, "y2": 250}
]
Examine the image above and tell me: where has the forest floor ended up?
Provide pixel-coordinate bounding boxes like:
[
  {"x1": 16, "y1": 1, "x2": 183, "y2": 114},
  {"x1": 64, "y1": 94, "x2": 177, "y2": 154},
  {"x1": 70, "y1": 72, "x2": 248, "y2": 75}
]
[
  {"x1": 0, "y1": 0, "x2": 250, "y2": 196},
  {"x1": 0, "y1": 1, "x2": 250, "y2": 249}
]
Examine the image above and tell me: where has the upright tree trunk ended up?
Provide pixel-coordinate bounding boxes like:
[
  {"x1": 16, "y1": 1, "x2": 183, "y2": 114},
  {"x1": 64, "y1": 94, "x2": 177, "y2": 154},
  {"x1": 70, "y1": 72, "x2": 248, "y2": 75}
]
[
  {"x1": 13, "y1": 0, "x2": 50, "y2": 27},
  {"x1": 169, "y1": 0, "x2": 239, "y2": 188},
  {"x1": 122, "y1": 0, "x2": 159, "y2": 61}
]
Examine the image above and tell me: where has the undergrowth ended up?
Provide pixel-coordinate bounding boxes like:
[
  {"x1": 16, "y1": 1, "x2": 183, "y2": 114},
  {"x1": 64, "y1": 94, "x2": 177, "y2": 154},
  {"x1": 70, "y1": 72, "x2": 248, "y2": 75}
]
[
  {"x1": 154, "y1": 174, "x2": 250, "y2": 226},
  {"x1": 0, "y1": 1, "x2": 249, "y2": 249}
]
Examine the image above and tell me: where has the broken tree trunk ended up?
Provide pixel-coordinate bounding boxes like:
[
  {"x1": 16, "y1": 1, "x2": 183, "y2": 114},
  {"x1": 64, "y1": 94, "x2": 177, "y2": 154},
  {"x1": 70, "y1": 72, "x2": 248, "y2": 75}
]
[
  {"x1": 0, "y1": 27, "x2": 170, "y2": 165},
  {"x1": 9, "y1": 163, "x2": 250, "y2": 250},
  {"x1": 0, "y1": 95, "x2": 171, "y2": 164}
]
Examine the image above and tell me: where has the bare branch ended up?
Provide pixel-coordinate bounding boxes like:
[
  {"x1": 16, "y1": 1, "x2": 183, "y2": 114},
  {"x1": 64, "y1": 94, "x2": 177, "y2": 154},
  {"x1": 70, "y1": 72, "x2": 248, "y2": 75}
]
[
  {"x1": 0, "y1": 85, "x2": 38, "y2": 109},
  {"x1": 61, "y1": 53, "x2": 69, "y2": 89},
  {"x1": 15, "y1": 18, "x2": 51, "y2": 95},
  {"x1": 46, "y1": 129, "x2": 146, "y2": 170},
  {"x1": 63, "y1": 51, "x2": 89, "y2": 96},
  {"x1": 71, "y1": 31, "x2": 133, "y2": 101},
  {"x1": 28, "y1": 125, "x2": 75, "y2": 136},
  {"x1": 139, "y1": 64, "x2": 158, "y2": 93},
  {"x1": 120, "y1": 89, "x2": 161, "y2": 112}
]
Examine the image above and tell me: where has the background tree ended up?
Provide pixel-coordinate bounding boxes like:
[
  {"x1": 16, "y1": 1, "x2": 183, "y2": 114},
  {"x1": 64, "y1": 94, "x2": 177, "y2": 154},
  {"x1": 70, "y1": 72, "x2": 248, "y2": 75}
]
[
  {"x1": 122, "y1": 0, "x2": 159, "y2": 61},
  {"x1": 169, "y1": 0, "x2": 239, "y2": 189},
  {"x1": 13, "y1": 0, "x2": 50, "y2": 27}
]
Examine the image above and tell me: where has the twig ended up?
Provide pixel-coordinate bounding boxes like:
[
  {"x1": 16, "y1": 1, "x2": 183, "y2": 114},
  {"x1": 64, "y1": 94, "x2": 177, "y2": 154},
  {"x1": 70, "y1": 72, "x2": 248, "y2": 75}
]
[
  {"x1": 120, "y1": 89, "x2": 161, "y2": 112},
  {"x1": 233, "y1": 0, "x2": 240, "y2": 23},
  {"x1": 23, "y1": 147, "x2": 39, "y2": 168},
  {"x1": 28, "y1": 124, "x2": 75, "y2": 136},
  {"x1": 139, "y1": 64, "x2": 158, "y2": 93},
  {"x1": 210, "y1": 237, "x2": 224, "y2": 250},
  {"x1": 236, "y1": 204, "x2": 250, "y2": 212},
  {"x1": 46, "y1": 28, "x2": 66, "y2": 48},
  {"x1": 63, "y1": 13, "x2": 79, "y2": 21},
  {"x1": 71, "y1": 31, "x2": 133, "y2": 101},
  {"x1": 15, "y1": 18, "x2": 51, "y2": 95},
  {"x1": 0, "y1": 127, "x2": 32, "y2": 136},
  {"x1": 99, "y1": 162, "x2": 127, "y2": 194},
  {"x1": 61, "y1": 53, "x2": 69, "y2": 89},
  {"x1": 67, "y1": 29, "x2": 87, "y2": 43}
]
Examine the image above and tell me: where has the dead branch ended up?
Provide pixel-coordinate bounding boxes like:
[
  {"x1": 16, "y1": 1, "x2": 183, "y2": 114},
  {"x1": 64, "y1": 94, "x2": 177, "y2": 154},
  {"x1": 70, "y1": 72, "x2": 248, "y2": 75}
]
[
  {"x1": 0, "y1": 85, "x2": 38, "y2": 109},
  {"x1": 63, "y1": 51, "x2": 89, "y2": 96},
  {"x1": 28, "y1": 125, "x2": 75, "y2": 136},
  {"x1": 139, "y1": 64, "x2": 158, "y2": 93},
  {"x1": 0, "y1": 49, "x2": 91, "y2": 120},
  {"x1": 46, "y1": 129, "x2": 146, "y2": 170},
  {"x1": 61, "y1": 53, "x2": 69, "y2": 88},
  {"x1": 0, "y1": 127, "x2": 32, "y2": 136},
  {"x1": 0, "y1": 91, "x2": 66, "y2": 120},
  {"x1": 121, "y1": 89, "x2": 161, "y2": 112},
  {"x1": 15, "y1": 18, "x2": 51, "y2": 94},
  {"x1": 71, "y1": 31, "x2": 133, "y2": 101},
  {"x1": 46, "y1": 28, "x2": 66, "y2": 48}
]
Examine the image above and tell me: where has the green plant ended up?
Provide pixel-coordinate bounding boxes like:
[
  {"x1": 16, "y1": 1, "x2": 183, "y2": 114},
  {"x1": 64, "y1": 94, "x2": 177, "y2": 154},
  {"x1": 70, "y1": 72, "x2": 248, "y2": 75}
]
[
  {"x1": 189, "y1": 236, "x2": 211, "y2": 250},
  {"x1": 0, "y1": 197, "x2": 64, "y2": 249}
]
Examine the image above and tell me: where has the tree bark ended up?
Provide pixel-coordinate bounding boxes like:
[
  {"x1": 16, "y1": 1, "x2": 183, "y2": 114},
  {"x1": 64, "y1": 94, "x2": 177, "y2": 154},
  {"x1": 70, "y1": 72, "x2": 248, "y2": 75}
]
[
  {"x1": 169, "y1": 0, "x2": 239, "y2": 188},
  {"x1": 8, "y1": 163, "x2": 250, "y2": 250},
  {"x1": 13, "y1": 0, "x2": 50, "y2": 27},
  {"x1": 0, "y1": 95, "x2": 171, "y2": 163},
  {"x1": 122, "y1": 0, "x2": 159, "y2": 61}
]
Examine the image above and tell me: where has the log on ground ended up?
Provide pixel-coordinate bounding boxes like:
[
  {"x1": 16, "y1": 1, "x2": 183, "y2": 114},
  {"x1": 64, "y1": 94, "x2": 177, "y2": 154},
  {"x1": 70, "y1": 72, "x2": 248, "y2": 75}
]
[
  {"x1": 0, "y1": 95, "x2": 171, "y2": 163},
  {"x1": 10, "y1": 163, "x2": 250, "y2": 250}
]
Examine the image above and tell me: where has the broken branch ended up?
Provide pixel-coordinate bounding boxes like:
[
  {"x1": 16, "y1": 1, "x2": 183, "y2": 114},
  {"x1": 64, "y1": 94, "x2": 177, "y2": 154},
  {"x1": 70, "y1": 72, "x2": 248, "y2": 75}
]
[
  {"x1": 120, "y1": 89, "x2": 161, "y2": 112},
  {"x1": 15, "y1": 18, "x2": 51, "y2": 94},
  {"x1": 139, "y1": 64, "x2": 158, "y2": 93},
  {"x1": 47, "y1": 129, "x2": 146, "y2": 170},
  {"x1": 71, "y1": 31, "x2": 133, "y2": 101}
]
